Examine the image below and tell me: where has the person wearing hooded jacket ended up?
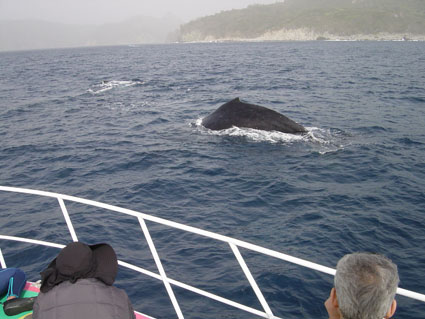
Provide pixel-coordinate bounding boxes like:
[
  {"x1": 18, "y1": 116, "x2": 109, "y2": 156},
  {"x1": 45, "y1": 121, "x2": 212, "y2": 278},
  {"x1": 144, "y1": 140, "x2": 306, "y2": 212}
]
[{"x1": 33, "y1": 242, "x2": 136, "y2": 319}]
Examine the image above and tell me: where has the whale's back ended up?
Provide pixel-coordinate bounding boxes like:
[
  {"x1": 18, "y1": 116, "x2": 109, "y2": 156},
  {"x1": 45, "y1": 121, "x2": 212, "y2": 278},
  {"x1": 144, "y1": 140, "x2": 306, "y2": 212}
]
[{"x1": 202, "y1": 98, "x2": 307, "y2": 134}]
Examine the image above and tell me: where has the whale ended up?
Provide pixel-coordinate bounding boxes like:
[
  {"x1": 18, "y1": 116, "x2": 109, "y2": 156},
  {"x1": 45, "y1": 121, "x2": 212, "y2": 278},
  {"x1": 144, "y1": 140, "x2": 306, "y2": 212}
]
[{"x1": 202, "y1": 98, "x2": 307, "y2": 134}]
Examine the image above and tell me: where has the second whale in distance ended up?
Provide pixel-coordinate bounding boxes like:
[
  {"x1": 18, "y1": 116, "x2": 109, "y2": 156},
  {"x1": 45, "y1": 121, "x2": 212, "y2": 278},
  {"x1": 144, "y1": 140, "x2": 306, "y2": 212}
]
[{"x1": 202, "y1": 98, "x2": 307, "y2": 134}]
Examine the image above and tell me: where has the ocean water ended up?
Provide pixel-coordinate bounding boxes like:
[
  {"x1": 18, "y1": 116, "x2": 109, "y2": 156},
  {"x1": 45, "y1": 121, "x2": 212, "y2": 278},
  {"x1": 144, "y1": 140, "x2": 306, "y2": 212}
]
[{"x1": 0, "y1": 41, "x2": 424, "y2": 319}]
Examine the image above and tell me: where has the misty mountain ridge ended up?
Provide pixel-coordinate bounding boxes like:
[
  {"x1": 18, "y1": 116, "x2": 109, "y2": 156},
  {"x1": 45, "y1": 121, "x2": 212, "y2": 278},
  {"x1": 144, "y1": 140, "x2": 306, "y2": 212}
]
[
  {"x1": 2, "y1": 0, "x2": 425, "y2": 52},
  {"x1": 179, "y1": 0, "x2": 425, "y2": 42},
  {"x1": 0, "y1": 15, "x2": 181, "y2": 52}
]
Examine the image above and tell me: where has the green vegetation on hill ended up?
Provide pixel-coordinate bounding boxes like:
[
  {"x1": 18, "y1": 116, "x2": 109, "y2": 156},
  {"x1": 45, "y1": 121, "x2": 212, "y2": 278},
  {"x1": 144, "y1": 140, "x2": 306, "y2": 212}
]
[{"x1": 179, "y1": 0, "x2": 425, "y2": 41}]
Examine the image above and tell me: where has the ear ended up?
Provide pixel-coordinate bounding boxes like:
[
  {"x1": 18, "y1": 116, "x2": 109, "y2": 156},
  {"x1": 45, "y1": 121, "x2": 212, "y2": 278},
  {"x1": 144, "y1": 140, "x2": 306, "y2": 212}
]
[
  {"x1": 331, "y1": 287, "x2": 339, "y2": 308},
  {"x1": 385, "y1": 299, "x2": 397, "y2": 318},
  {"x1": 325, "y1": 288, "x2": 341, "y2": 319}
]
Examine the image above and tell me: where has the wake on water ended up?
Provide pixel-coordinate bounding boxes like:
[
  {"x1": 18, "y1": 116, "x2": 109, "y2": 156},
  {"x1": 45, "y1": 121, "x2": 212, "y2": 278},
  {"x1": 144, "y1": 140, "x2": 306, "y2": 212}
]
[{"x1": 87, "y1": 79, "x2": 144, "y2": 94}]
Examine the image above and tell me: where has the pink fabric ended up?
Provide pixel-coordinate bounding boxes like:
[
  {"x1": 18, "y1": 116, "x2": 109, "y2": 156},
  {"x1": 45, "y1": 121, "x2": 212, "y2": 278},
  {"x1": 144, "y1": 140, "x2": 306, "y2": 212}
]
[{"x1": 24, "y1": 282, "x2": 40, "y2": 293}]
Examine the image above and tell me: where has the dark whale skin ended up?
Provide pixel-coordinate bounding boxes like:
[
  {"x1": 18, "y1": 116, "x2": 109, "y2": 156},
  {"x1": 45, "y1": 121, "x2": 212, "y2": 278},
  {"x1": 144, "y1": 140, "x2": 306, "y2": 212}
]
[{"x1": 202, "y1": 98, "x2": 307, "y2": 134}]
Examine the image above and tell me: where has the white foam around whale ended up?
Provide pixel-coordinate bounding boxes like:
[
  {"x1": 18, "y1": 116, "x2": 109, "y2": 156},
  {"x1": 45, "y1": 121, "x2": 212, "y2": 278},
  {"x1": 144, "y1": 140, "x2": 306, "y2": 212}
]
[{"x1": 194, "y1": 118, "x2": 348, "y2": 154}]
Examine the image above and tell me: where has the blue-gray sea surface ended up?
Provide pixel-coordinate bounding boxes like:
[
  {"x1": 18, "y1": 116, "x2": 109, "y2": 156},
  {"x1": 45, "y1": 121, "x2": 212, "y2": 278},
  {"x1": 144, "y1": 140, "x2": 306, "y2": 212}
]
[{"x1": 1, "y1": 41, "x2": 424, "y2": 318}]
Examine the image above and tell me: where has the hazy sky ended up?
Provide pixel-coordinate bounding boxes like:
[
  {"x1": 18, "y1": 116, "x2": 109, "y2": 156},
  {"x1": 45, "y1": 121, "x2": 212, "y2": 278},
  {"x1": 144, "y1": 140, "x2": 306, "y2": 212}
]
[{"x1": 0, "y1": 0, "x2": 278, "y2": 24}]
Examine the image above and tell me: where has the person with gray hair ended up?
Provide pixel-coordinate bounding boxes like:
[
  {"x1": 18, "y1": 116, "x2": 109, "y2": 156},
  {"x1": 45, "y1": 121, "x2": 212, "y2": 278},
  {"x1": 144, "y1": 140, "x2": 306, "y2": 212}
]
[{"x1": 325, "y1": 252, "x2": 399, "y2": 319}]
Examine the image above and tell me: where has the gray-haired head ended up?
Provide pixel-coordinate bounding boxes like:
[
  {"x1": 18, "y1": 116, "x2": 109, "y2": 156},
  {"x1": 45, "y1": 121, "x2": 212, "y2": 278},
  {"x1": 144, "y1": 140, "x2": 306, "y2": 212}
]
[{"x1": 334, "y1": 253, "x2": 399, "y2": 319}]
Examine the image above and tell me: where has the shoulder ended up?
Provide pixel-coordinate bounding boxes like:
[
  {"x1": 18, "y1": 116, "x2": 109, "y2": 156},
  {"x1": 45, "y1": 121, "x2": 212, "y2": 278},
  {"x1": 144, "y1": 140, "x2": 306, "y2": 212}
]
[
  {"x1": 36, "y1": 278, "x2": 111, "y2": 299},
  {"x1": 67, "y1": 279, "x2": 131, "y2": 300},
  {"x1": 34, "y1": 279, "x2": 132, "y2": 315}
]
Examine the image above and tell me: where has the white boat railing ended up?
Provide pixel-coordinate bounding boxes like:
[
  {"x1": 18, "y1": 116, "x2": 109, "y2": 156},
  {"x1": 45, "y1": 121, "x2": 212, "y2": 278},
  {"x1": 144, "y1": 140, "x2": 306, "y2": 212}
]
[{"x1": 0, "y1": 186, "x2": 424, "y2": 319}]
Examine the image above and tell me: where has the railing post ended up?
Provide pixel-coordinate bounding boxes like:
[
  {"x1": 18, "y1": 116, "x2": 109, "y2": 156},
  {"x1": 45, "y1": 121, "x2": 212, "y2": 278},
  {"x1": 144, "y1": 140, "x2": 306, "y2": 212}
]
[
  {"x1": 0, "y1": 248, "x2": 7, "y2": 268},
  {"x1": 230, "y1": 243, "x2": 274, "y2": 318},
  {"x1": 57, "y1": 197, "x2": 78, "y2": 242},
  {"x1": 138, "y1": 217, "x2": 184, "y2": 319}
]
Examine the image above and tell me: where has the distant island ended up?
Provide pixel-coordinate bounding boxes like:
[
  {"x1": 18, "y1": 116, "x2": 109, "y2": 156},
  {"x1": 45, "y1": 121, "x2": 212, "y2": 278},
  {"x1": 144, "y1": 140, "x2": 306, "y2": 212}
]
[{"x1": 178, "y1": 0, "x2": 425, "y2": 42}]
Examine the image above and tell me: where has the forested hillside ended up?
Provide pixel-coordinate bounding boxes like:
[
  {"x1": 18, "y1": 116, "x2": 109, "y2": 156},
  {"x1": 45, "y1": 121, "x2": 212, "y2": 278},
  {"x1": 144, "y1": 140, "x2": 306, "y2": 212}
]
[{"x1": 179, "y1": 0, "x2": 425, "y2": 41}]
